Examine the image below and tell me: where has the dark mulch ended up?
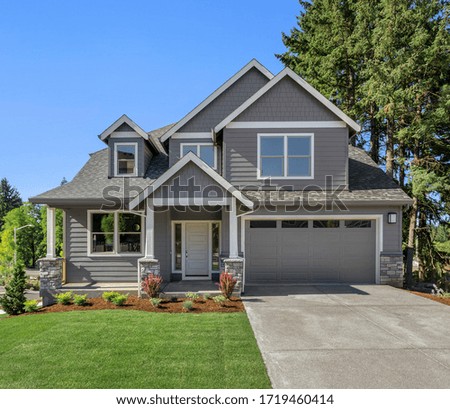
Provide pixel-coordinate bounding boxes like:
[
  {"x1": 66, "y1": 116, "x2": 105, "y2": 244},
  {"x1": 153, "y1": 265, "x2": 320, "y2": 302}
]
[
  {"x1": 37, "y1": 296, "x2": 244, "y2": 314},
  {"x1": 410, "y1": 291, "x2": 450, "y2": 307}
]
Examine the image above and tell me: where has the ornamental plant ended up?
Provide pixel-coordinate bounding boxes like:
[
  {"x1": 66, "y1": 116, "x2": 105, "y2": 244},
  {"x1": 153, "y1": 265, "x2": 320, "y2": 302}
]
[
  {"x1": 142, "y1": 274, "x2": 163, "y2": 298},
  {"x1": 24, "y1": 299, "x2": 39, "y2": 313},
  {"x1": 55, "y1": 291, "x2": 73, "y2": 305},
  {"x1": 213, "y1": 295, "x2": 227, "y2": 307},
  {"x1": 0, "y1": 264, "x2": 27, "y2": 315},
  {"x1": 182, "y1": 300, "x2": 193, "y2": 311},
  {"x1": 185, "y1": 292, "x2": 199, "y2": 302},
  {"x1": 217, "y1": 272, "x2": 237, "y2": 299},
  {"x1": 150, "y1": 298, "x2": 162, "y2": 308},
  {"x1": 111, "y1": 294, "x2": 128, "y2": 306},
  {"x1": 102, "y1": 291, "x2": 121, "y2": 302},
  {"x1": 73, "y1": 294, "x2": 88, "y2": 306}
]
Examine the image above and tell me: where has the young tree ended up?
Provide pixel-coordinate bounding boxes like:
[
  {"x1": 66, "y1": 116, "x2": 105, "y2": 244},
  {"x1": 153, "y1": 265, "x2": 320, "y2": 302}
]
[
  {"x1": 0, "y1": 263, "x2": 27, "y2": 315},
  {"x1": 0, "y1": 178, "x2": 22, "y2": 230}
]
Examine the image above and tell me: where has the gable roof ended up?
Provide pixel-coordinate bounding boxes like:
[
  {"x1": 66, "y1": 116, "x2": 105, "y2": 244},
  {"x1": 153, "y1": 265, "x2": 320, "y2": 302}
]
[
  {"x1": 129, "y1": 152, "x2": 254, "y2": 209},
  {"x1": 159, "y1": 59, "x2": 274, "y2": 142},
  {"x1": 214, "y1": 68, "x2": 361, "y2": 134}
]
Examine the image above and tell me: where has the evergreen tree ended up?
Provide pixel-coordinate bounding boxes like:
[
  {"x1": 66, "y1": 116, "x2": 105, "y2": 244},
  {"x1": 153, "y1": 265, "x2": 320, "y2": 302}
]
[
  {"x1": 0, "y1": 178, "x2": 22, "y2": 230},
  {"x1": 0, "y1": 263, "x2": 27, "y2": 315}
]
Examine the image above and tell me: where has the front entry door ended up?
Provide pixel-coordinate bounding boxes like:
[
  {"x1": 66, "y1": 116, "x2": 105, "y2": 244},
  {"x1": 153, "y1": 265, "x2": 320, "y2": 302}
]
[{"x1": 185, "y1": 222, "x2": 209, "y2": 277}]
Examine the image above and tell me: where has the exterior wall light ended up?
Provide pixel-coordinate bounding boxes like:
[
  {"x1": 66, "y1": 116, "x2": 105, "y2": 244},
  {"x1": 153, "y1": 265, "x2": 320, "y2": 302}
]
[{"x1": 387, "y1": 212, "x2": 397, "y2": 224}]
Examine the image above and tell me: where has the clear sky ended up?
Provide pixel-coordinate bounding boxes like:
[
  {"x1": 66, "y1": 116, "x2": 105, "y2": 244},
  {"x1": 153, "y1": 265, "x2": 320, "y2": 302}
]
[{"x1": 0, "y1": 0, "x2": 301, "y2": 201}]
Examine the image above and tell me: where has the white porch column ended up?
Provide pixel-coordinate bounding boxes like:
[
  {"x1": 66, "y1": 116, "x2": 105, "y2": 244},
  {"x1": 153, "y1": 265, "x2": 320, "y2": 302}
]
[
  {"x1": 46, "y1": 206, "x2": 56, "y2": 258},
  {"x1": 229, "y1": 197, "x2": 239, "y2": 258},
  {"x1": 145, "y1": 200, "x2": 155, "y2": 258}
]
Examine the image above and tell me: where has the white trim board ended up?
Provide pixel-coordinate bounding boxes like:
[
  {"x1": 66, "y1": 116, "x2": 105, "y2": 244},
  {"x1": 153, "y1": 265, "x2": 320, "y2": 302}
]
[
  {"x1": 214, "y1": 68, "x2": 361, "y2": 134},
  {"x1": 159, "y1": 59, "x2": 274, "y2": 143},
  {"x1": 240, "y1": 213, "x2": 383, "y2": 285},
  {"x1": 129, "y1": 151, "x2": 254, "y2": 210},
  {"x1": 226, "y1": 121, "x2": 347, "y2": 129},
  {"x1": 172, "y1": 132, "x2": 213, "y2": 140}
]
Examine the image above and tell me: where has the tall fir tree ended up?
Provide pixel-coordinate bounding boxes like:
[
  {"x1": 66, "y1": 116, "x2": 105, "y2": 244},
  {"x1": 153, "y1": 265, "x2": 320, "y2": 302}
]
[{"x1": 0, "y1": 178, "x2": 22, "y2": 230}]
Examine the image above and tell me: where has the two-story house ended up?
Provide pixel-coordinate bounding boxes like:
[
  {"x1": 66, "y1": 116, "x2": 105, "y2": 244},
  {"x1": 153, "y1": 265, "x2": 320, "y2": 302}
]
[{"x1": 30, "y1": 59, "x2": 412, "y2": 302}]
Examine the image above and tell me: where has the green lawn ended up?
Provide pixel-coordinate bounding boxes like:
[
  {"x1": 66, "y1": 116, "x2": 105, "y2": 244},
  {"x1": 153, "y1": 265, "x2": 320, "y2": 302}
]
[{"x1": 0, "y1": 310, "x2": 271, "y2": 388}]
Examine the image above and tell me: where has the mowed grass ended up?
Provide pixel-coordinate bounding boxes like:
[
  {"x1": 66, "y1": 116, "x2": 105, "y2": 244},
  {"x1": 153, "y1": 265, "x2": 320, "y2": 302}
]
[{"x1": 0, "y1": 310, "x2": 271, "y2": 388}]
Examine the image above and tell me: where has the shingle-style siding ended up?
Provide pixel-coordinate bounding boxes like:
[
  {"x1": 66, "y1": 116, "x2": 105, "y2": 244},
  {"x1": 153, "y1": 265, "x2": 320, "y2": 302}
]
[
  {"x1": 179, "y1": 67, "x2": 270, "y2": 132},
  {"x1": 152, "y1": 162, "x2": 230, "y2": 199},
  {"x1": 224, "y1": 127, "x2": 348, "y2": 190},
  {"x1": 169, "y1": 138, "x2": 221, "y2": 173},
  {"x1": 64, "y1": 207, "x2": 171, "y2": 282},
  {"x1": 234, "y1": 77, "x2": 340, "y2": 122}
]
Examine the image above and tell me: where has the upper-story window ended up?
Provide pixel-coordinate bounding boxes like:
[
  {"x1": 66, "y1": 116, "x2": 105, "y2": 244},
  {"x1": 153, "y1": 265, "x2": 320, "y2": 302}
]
[
  {"x1": 180, "y1": 143, "x2": 216, "y2": 169},
  {"x1": 114, "y1": 143, "x2": 137, "y2": 176},
  {"x1": 258, "y1": 134, "x2": 313, "y2": 179}
]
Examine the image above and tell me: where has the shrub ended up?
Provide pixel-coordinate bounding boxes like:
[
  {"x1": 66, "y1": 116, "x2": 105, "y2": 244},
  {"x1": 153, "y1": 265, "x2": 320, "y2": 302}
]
[
  {"x1": 24, "y1": 299, "x2": 39, "y2": 313},
  {"x1": 150, "y1": 298, "x2": 162, "y2": 308},
  {"x1": 0, "y1": 264, "x2": 27, "y2": 315},
  {"x1": 55, "y1": 291, "x2": 73, "y2": 305},
  {"x1": 213, "y1": 295, "x2": 227, "y2": 306},
  {"x1": 73, "y1": 294, "x2": 88, "y2": 306},
  {"x1": 217, "y1": 272, "x2": 237, "y2": 299},
  {"x1": 111, "y1": 294, "x2": 128, "y2": 306},
  {"x1": 203, "y1": 293, "x2": 212, "y2": 300},
  {"x1": 142, "y1": 274, "x2": 163, "y2": 298},
  {"x1": 185, "y1": 292, "x2": 199, "y2": 301},
  {"x1": 102, "y1": 291, "x2": 121, "y2": 302},
  {"x1": 182, "y1": 300, "x2": 193, "y2": 311}
]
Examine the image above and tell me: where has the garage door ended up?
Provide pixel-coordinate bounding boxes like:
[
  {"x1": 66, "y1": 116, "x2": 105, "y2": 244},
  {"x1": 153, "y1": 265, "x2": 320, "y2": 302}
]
[{"x1": 245, "y1": 219, "x2": 376, "y2": 283}]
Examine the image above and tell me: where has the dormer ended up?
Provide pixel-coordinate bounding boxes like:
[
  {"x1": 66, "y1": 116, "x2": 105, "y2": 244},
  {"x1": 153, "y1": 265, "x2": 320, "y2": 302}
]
[{"x1": 99, "y1": 114, "x2": 165, "y2": 178}]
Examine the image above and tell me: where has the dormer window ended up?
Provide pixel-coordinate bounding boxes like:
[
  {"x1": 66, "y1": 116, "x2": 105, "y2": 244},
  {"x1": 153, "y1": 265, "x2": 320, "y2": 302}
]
[
  {"x1": 114, "y1": 143, "x2": 137, "y2": 176},
  {"x1": 180, "y1": 143, "x2": 216, "y2": 169}
]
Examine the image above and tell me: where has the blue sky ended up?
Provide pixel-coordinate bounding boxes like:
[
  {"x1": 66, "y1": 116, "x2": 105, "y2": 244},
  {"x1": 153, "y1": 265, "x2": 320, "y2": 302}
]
[{"x1": 0, "y1": 0, "x2": 300, "y2": 201}]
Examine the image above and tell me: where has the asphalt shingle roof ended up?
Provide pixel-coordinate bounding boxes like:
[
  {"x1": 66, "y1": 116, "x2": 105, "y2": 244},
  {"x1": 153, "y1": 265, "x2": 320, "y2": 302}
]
[{"x1": 30, "y1": 135, "x2": 411, "y2": 206}]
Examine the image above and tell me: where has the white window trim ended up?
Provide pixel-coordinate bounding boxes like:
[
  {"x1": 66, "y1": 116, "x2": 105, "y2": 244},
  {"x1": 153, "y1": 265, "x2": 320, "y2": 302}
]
[
  {"x1": 114, "y1": 142, "x2": 138, "y2": 177},
  {"x1": 180, "y1": 142, "x2": 217, "y2": 170},
  {"x1": 87, "y1": 210, "x2": 144, "y2": 257},
  {"x1": 171, "y1": 220, "x2": 221, "y2": 278},
  {"x1": 257, "y1": 133, "x2": 314, "y2": 180}
]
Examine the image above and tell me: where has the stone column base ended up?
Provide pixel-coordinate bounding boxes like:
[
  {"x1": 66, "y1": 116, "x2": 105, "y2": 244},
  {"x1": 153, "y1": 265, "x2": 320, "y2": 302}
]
[
  {"x1": 138, "y1": 257, "x2": 160, "y2": 297},
  {"x1": 380, "y1": 253, "x2": 404, "y2": 287},
  {"x1": 223, "y1": 257, "x2": 244, "y2": 296},
  {"x1": 38, "y1": 257, "x2": 63, "y2": 306}
]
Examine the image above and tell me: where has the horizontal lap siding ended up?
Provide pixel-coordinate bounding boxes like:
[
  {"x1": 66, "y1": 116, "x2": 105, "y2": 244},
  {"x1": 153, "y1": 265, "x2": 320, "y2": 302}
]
[{"x1": 224, "y1": 127, "x2": 348, "y2": 190}]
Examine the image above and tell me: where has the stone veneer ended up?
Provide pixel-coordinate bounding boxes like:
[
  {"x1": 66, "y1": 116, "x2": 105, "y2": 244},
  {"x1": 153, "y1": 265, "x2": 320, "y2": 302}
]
[
  {"x1": 138, "y1": 257, "x2": 160, "y2": 297},
  {"x1": 38, "y1": 257, "x2": 63, "y2": 306},
  {"x1": 380, "y1": 253, "x2": 404, "y2": 287},
  {"x1": 223, "y1": 257, "x2": 244, "y2": 295}
]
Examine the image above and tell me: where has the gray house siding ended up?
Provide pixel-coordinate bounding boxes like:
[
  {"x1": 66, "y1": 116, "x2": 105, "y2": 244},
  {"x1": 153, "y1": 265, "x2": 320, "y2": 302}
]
[
  {"x1": 223, "y1": 127, "x2": 348, "y2": 189},
  {"x1": 234, "y1": 76, "x2": 340, "y2": 122},
  {"x1": 179, "y1": 67, "x2": 270, "y2": 132}
]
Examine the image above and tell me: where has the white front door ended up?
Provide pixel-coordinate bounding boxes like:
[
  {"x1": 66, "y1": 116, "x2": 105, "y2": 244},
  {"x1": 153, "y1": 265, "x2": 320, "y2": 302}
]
[{"x1": 185, "y1": 222, "x2": 209, "y2": 277}]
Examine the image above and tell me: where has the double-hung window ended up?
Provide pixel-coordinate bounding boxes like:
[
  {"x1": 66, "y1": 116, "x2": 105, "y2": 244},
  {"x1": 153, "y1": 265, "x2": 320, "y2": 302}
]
[
  {"x1": 115, "y1": 143, "x2": 137, "y2": 176},
  {"x1": 90, "y1": 212, "x2": 143, "y2": 255},
  {"x1": 258, "y1": 134, "x2": 313, "y2": 178},
  {"x1": 180, "y1": 143, "x2": 216, "y2": 169}
]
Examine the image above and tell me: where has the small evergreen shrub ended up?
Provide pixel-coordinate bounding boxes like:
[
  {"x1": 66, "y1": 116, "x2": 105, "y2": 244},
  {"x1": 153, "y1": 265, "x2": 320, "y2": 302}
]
[
  {"x1": 24, "y1": 299, "x2": 39, "y2": 313},
  {"x1": 203, "y1": 293, "x2": 212, "y2": 300},
  {"x1": 213, "y1": 295, "x2": 227, "y2": 306},
  {"x1": 0, "y1": 264, "x2": 27, "y2": 315},
  {"x1": 102, "y1": 291, "x2": 121, "y2": 302},
  {"x1": 142, "y1": 274, "x2": 163, "y2": 298},
  {"x1": 182, "y1": 300, "x2": 193, "y2": 311},
  {"x1": 55, "y1": 291, "x2": 73, "y2": 305},
  {"x1": 111, "y1": 294, "x2": 128, "y2": 306},
  {"x1": 217, "y1": 272, "x2": 237, "y2": 299},
  {"x1": 185, "y1": 292, "x2": 199, "y2": 301},
  {"x1": 150, "y1": 298, "x2": 162, "y2": 308},
  {"x1": 73, "y1": 294, "x2": 88, "y2": 306}
]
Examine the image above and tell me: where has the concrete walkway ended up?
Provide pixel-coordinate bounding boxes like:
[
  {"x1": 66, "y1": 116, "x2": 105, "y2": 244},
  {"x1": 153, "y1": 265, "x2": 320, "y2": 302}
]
[{"x1": 243, "y1": 284, "x2": 450, "y2": 389}]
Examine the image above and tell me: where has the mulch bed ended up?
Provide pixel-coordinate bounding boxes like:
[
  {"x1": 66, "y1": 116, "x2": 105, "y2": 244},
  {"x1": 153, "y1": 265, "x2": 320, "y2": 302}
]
[
  {"x1": 37, "y1": 296, "x2": 244, "y2": 314},
  {"x1": 410, "y1": 291, "x2": 450, "y2": 307}
]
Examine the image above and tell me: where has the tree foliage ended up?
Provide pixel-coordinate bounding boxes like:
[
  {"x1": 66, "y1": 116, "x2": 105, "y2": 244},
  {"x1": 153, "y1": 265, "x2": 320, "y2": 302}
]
[
  {"x1": 278, "y1": 0, "x2": 450, "y2": 282},
  {"x1": 0, "y1": 263, "x2": 27, "y2": 315},
  {"x1": 0, "y1": 178, "x2": 22, "y2": 230}
]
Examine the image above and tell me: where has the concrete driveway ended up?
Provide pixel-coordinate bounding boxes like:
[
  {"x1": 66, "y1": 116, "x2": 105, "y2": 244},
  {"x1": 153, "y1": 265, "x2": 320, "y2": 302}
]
[{"x1": 243, "y1": 285, "x2": 450, "y2": 388}]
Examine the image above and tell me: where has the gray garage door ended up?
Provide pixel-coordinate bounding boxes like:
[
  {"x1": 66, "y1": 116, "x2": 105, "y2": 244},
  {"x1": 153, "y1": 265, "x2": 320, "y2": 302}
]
[{"x1": 246, "y1": 219, "x2": 376, "y2": 283}]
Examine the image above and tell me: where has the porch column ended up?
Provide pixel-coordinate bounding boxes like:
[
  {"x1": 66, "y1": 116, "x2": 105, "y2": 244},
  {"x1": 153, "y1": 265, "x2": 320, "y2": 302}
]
[
  {"x1": 229, "y1": 197, "x2": 238, "y2": 258},
  {"x1": 46, "y1": 206, "x2": 56, "y2": 258},
  {"x1": 145, "y1": 200, "x2": 155, "y2": 258}
]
